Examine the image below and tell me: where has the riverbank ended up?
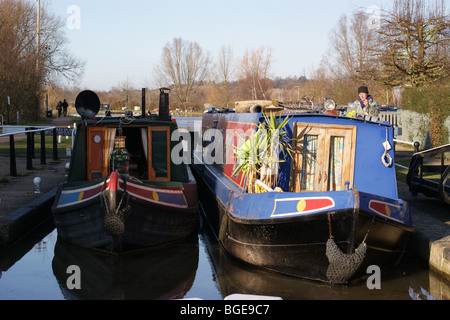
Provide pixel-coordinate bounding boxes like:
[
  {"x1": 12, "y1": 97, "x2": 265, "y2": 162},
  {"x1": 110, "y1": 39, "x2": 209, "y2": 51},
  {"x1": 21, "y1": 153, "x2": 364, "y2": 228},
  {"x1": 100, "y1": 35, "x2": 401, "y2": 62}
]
[{"x1": 0, "y1": 117, "x2": 72, "y2": 247}]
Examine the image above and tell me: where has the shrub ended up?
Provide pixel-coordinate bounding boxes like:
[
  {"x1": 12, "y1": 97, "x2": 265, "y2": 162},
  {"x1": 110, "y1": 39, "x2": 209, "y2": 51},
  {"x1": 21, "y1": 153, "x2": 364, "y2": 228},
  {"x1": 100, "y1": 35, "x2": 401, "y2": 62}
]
[{"x1": 402, "y1": 84, "x2": 450, "y2": 147}]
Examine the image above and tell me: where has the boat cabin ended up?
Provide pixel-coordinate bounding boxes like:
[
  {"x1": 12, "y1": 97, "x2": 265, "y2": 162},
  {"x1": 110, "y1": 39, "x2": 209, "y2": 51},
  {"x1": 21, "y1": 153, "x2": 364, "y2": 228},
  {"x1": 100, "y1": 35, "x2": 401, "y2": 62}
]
[
  {"x1": 68, "y1": 118, "x2": 188, "y2": 184},
  {"x1": 201, "y1": 112, "x2": 398, "y2": 200}
]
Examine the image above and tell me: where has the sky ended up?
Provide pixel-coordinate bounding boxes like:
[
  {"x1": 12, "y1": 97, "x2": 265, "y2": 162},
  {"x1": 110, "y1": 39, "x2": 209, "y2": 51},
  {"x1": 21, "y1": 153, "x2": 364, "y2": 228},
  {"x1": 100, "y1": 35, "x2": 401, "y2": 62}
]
[{"x1": 40, "y1": 0, "x2": 392, "y2": 91}]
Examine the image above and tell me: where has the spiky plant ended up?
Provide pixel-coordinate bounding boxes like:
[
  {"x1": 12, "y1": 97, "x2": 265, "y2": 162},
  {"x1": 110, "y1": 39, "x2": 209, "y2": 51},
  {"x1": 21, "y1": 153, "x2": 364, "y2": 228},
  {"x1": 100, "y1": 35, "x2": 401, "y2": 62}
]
[{"x1": 233, "y1": 112, "x2": 295, "y2": 193}]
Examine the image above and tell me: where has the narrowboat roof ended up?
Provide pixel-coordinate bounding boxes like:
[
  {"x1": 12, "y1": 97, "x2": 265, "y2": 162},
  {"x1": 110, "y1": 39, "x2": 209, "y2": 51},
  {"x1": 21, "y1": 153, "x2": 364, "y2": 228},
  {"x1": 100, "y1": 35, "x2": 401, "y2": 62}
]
[
  {"x1": 76, "y1": 116, "x2": 178, "y2": 128},
  {"x1": 202, "y1": 111, "x2": 392, "y2": 128}
]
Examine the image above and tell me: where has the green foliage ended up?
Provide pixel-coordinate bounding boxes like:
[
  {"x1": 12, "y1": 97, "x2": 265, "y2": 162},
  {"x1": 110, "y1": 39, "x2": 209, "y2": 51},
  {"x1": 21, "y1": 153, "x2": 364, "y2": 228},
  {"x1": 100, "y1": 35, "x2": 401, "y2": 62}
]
[
  {"x1": 233, "y1": 112, "x2": 295, "y2": 193},
  {"x1": 402, "y1": 85, "x2": 450, "y2": 116},
  {"x1": 0, "y1": 135, "x2": 73, "y2": 155},
  {"x1": 402, "y1": 84, "x2": 450, "y2": 147}
]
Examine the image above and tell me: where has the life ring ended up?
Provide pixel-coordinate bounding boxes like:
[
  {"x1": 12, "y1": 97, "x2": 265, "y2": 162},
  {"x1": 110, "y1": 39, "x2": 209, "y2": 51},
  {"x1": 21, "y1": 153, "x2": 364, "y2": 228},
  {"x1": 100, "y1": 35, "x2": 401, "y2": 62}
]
[{"x1": 381, "y1": 151, "x2": 393, "y2": 167}]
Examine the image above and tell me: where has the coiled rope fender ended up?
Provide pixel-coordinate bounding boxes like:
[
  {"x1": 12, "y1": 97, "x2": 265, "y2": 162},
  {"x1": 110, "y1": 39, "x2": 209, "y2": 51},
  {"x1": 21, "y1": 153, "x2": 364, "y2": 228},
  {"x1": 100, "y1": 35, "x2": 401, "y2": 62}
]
[
  {"x1": 381, "y1": 151, "x2": 393, "y2": 167},
  {"x1": 381, "y1": 127, "x2": 393, "y2": 167},
  {"x1": 102, "y1": 173, "x2": 130, "y2": 237}
]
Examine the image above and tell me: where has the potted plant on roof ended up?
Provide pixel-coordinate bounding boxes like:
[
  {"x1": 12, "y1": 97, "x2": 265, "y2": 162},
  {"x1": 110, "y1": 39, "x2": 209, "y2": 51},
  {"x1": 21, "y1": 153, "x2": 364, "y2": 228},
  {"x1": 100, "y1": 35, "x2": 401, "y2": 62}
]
[{"x1": 233, "y1": 112, "x2": 296, "y2": 193}]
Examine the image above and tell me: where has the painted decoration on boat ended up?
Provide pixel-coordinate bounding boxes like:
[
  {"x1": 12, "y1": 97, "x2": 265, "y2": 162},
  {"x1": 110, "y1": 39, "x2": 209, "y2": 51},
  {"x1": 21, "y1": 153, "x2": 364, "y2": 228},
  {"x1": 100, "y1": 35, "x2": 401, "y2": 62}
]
[{"x1": 271, "y1": 196, "x2": 335, "y2": 217}]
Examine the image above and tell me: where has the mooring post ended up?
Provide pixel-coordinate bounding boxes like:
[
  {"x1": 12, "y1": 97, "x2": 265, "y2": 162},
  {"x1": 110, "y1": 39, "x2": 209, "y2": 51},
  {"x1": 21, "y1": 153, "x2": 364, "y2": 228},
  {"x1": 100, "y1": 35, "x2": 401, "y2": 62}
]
[
  {"x1": 40, "y1": 130, "x2": 46, "y2": 165},
  {"x1": 30, "y1": 128, "x2": 35, "y2": 159},
  {"x1": 52, "y1": 128, "x2": 58, "y2": 160},
  {"x1": 9, "y1": 135, "x2": 17, "y2": 177},
  {"x1": 26, "y1": 131, "x2": 33, "y2": 170}
]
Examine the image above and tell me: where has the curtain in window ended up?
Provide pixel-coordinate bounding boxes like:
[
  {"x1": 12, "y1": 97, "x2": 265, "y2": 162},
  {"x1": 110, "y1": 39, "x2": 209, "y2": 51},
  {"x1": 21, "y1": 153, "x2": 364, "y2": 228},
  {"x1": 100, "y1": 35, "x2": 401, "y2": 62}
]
[
  {"x1": 328, "y1": 136, "x2": 344, "y2": 191},
  {"x1": 301, "y1": 135, "x2": 318, "y2": 191},
  {"x1": 107, "y1": 128, "x2": 117, "y2": 169},
  {"x1": 141, "y1": 128, "x2": 148, "y2": 161}
]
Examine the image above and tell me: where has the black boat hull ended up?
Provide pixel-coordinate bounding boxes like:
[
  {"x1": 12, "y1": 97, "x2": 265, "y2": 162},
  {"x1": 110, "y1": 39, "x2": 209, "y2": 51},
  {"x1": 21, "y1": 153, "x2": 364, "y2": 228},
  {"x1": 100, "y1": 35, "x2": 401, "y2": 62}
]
[
  {"x1": 53, "y1": 190, "x2": 198, "y2": 253},
  {"x1": 52, "y1": 170, "x2": 198, "y2": 253},
  {"x1": 194, "y1": 167, "x2": 415, "y2": 283}
]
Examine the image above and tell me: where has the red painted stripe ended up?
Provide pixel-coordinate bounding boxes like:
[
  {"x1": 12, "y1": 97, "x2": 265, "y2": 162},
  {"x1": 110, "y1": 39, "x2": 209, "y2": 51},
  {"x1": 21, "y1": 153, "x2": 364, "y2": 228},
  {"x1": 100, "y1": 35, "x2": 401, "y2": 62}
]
[
  {"x1": 81, "y1": 184, "x2": 103, "y2": 199},
  {"x1": 369, "y1": 201, "x2": 388, "y2": 216},
  {"x1": 109, "y1": 171, "x2": 119, "y2": 192},
  {"x1": 127, "y1": 183, "x2": 156, "y2": 201},
  {"x1": 304, "y1": 198, "x2": 334, "y2": 211}
]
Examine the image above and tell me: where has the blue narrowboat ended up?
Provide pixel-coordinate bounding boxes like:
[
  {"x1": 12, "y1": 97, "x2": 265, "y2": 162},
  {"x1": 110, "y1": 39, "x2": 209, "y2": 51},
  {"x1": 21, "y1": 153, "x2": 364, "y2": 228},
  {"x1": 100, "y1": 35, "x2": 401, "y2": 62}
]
[{"x1": 190, "y1": 107, "x2": 416, "y2": 283}]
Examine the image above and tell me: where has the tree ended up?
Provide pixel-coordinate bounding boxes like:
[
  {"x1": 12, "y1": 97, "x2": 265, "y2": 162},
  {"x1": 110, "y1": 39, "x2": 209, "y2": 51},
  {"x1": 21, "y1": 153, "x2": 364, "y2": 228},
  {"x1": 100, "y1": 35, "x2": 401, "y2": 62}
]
[
  {"x1": 0, "y1": 0, "x2": 84, "y2": 121},
  {"x1": 327, "y1": 12, "x2": 378, "y2": 82},
  {"x1": 214, "y1": 45, "x2": 234, "y2": 107},
  {"x1": 111, "y1": 77, "x2": 137, "y2": 109},
  {"x1": 375, "y1": 0, "x2": 449, "y2": 87},
  {"x1": 236, "y1": 46, "x2": 273, "y2": 100},
  {"x1": 154, "y1": 38, "x2": 212, "y2": 106},
  {"x1": 38, "y1": 6, "x2": 85, "y2": 86}
]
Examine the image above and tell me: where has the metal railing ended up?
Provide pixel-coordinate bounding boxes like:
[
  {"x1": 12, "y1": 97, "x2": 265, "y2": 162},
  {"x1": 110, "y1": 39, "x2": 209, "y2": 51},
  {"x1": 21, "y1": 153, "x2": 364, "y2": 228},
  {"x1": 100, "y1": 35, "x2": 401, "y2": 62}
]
[
  {"x1": 393, "y1": 139, "x2": 420, "y2": 170},
  {"x1": 379, "y1": 111, "x2": 400, "y2": 127},
  {"x1": 394, "y1": 137, "x2": 449, "y2": 204},
  {"x1": 0, "y1": 127, "x2": 59, "y2": 177},
  {"x1": 406, "y1": 143, "x2": 450, "y2": 204}
]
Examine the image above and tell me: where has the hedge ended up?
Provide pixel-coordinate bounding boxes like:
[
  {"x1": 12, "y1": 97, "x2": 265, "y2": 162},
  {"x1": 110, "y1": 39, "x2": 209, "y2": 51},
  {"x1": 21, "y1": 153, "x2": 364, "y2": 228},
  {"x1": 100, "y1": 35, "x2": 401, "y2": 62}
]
[{"x1": 402, "y1": 85, "x2": 450, "y2": 147}]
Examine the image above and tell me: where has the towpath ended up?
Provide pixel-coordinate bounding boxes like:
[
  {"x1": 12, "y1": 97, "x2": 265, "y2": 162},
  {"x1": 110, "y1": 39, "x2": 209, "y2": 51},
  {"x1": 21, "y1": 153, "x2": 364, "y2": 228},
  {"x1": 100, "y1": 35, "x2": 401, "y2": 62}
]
[{"x1": 0, "y1": 117, "x2": 73, "y2": 245}]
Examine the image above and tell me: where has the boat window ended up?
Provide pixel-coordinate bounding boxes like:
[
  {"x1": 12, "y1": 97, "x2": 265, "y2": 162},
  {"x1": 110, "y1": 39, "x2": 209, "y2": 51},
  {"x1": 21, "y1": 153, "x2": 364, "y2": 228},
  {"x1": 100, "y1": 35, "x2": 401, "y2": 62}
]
[
  {"x1": 148, "y1": 127, "x2": 171, "y2": 181},
  {"x1": 301, "y1": 135, "x2": 319, "y2": 191},
  {"x1": 328, "y1": 136, "x2": 345, "y2": 191},
  {"x1": 152, "y1": 130, "x2": 168, "y2": 177},
  {"x1": 291, "y1": 123, "x2": 356, "y2": 192}
]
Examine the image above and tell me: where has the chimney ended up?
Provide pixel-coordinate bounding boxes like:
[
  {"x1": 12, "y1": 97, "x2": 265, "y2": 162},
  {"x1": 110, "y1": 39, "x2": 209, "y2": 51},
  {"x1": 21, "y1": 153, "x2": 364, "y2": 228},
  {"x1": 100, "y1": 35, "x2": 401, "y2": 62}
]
[
  {"x1": 141, "y1": 88, "x2": 146, "y2": 118},
  {"x1": 159, "y1": 87, "x2": 171, "y2": 121}
]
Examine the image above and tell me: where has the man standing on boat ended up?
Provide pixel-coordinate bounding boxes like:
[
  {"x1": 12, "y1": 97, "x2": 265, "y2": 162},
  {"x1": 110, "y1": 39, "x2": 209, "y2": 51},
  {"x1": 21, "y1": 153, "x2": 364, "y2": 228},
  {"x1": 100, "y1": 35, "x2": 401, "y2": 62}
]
[{"x1": 355, "y1": 86, "x2": 379, "y2": 117}]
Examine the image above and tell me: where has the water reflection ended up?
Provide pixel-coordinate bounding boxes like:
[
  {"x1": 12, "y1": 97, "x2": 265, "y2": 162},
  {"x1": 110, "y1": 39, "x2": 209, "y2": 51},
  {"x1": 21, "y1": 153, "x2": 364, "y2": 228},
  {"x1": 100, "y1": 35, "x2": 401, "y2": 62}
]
[
  {"x1": 1, "y1": 214, "x2": 449, "y2": 300},
  {"x1": 52, "y1": 236, "x2": 198, "y2": 300},
  {"x1": 198, "y1": 213, "x2": 450, "y2": 300}
]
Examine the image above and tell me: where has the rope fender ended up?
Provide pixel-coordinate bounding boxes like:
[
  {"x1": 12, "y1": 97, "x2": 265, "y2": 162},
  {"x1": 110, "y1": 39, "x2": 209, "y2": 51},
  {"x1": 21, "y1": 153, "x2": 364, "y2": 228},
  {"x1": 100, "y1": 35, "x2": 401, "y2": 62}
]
[{"x1": 102, "y1": 172, "x2": 130, "y2": 237}]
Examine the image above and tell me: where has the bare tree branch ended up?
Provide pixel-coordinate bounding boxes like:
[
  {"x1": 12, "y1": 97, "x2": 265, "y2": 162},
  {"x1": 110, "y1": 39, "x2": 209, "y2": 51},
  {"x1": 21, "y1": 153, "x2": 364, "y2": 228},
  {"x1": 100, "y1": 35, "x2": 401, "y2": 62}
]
[{"x1": 154, "y1": 38, "x2": 212, "y2": 105}]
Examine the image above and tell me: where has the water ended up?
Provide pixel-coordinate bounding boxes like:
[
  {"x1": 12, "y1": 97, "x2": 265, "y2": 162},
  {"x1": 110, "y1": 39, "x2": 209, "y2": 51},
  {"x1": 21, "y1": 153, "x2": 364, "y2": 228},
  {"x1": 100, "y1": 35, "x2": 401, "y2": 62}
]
[{"x1": 0, "y1": 212, "x2": 449, "y2": 300}]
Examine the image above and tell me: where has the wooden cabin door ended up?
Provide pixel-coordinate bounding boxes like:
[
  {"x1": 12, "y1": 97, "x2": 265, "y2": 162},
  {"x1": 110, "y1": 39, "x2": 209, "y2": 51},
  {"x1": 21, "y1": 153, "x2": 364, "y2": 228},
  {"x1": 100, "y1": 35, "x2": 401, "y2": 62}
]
[
  {"x1": 87, "y1": 127, "x2": 108, "y2": 180},
  {"x1": 291, "y1": 122, "x2": 356, "y2": 192}
]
